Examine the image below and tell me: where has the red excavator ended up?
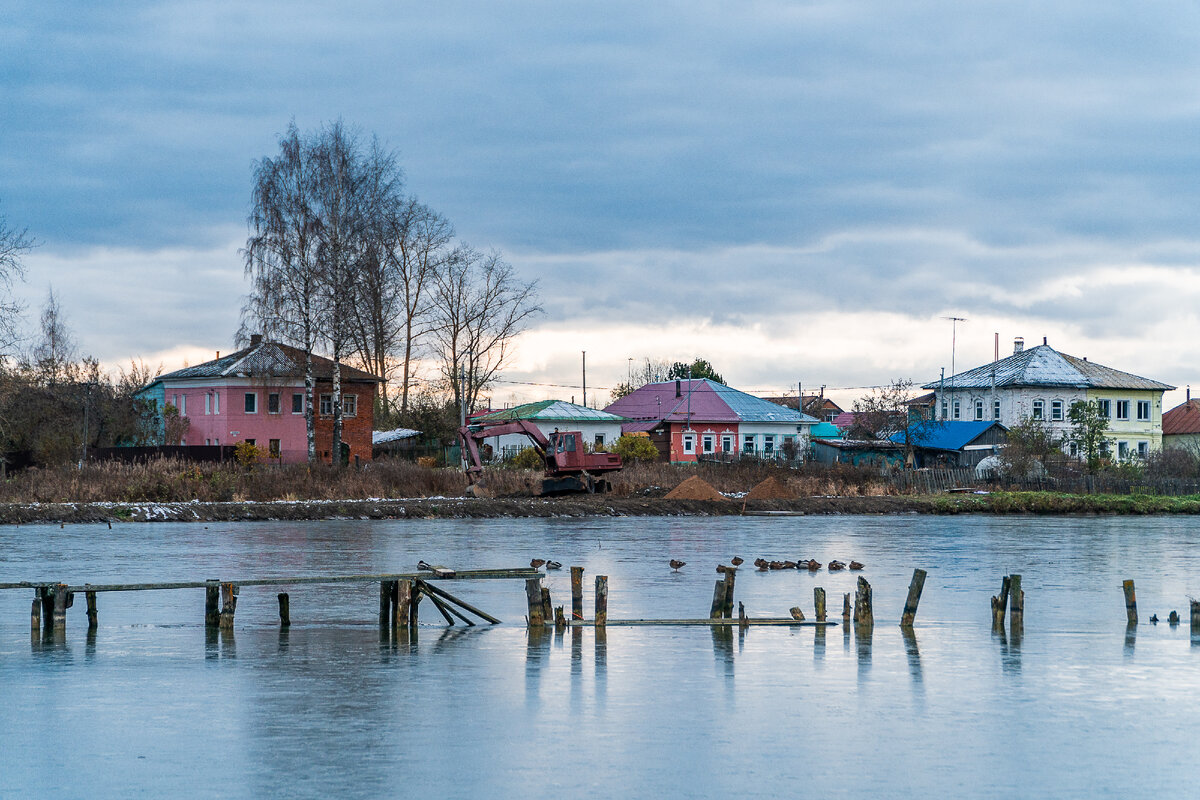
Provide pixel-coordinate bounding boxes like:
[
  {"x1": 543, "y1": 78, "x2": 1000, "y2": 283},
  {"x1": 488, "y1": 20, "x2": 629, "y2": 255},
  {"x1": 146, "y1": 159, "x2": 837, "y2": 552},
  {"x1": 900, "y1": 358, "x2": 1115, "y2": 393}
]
[{"x1": 458, "y1": 419, "x2": 623, "y2": 495}]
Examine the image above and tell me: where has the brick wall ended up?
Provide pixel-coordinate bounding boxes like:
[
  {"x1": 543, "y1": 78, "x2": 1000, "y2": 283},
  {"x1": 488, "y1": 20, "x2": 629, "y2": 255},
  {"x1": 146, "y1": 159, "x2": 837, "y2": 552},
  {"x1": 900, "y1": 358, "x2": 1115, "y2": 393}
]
[{"x1": 312, "y1": 379, "x2": 377, "y2": 464}]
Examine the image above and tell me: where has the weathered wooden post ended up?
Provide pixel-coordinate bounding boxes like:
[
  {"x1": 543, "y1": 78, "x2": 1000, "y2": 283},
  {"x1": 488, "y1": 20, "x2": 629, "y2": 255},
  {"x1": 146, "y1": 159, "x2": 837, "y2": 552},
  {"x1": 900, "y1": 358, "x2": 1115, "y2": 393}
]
[
  {"x1": 842, "y1": 593, "x2": 851, "y2": 623},
  {"x1": 814, "y1": 587, "x2": 826, "y2": 623},
  {"x1": 555, "y1": 606, "x2": 566, "y2": 630},
  {"x1": 900, "y1": 569, "x2": 927, "y2": 628},
  {"x1": 409, "y1": 586, "x2": 422, "y2": 630},
  {"x1": 219, "y1": 582, "x2": 237, "y2": 630},
  {"x1": 31, "y1": 592, "x2": 42, "y2": 633},
  {"x1": 721, "y1": 569, "x2": 736, "y2": 619},
  {"x1": 738, "y1": 601, "x2": 748, "y2": 629},
  {"x1": 85, "y1": 590, "x2": 98, "y2": 629},
  {"x1": 991, "y1": 576, "x2": 1011, "y2": 629},
  {"x1": 52, "y1": 583, "x2": 70, "y2": 632},
  {"x1": 571, "y1": 566, "x2": 585, "y2": 621},
  {"x1": 39, "y1": 586, "x2": 54, "y2": 632},
  {"x1": 379, "y1": 580, "x2": 395, "y2": 626},
  {"x1": 710, "y1": 580, "x2": 728, "y2": 619},
  {"x1": 205, "y1": 580, "x2": 220, "y2": 628},
  {"x1": 526, "y1": 578, "x2": 545, "y2": 626},
  {"x1": 1191, "y1": 599, "x2": 1200, "y2": 635},
  {"x1": 540, "y1": 586, "x2": 553, "y2": 625},
  {"x1": 595, "y1": 575, "x2": 608, "y2": 627},
  {"x1": 853, "y1": 577, "x2": 873, "y2": 626},
  {"x1": 1122, "y1": 579, "x2": 1137, "y2": 626},
  {"x1": 1009, "y1": 574, "x2": 1024, "y2": 628},
  {"x1": 394, "y1": 579, "x2": 412, "y2": 630},
  {"x1": 277, "y1": 593, "x2": 291, "y2": 627}
]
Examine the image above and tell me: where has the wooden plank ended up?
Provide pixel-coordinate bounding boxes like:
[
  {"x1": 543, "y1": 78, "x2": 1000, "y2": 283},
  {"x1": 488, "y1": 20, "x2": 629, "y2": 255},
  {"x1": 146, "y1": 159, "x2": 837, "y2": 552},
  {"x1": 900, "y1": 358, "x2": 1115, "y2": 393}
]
[
  {"x1": 568, "y1": 618, "x2": 839, "y2": 627},
  {"x1": 423, "y1": 588, "x2": 457, "y2": 626},
  {"x1": 415, "y1": 580, "x2": 500, "y2": 625}
]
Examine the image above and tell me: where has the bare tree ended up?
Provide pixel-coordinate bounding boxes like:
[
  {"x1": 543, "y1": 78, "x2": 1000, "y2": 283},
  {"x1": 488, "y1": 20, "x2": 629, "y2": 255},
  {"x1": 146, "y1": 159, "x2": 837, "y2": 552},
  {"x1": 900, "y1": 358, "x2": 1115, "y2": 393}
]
[
  {"x1": 431, "y1": 246, "x2": 541, "y2": 419},
  {"x1": 30, "y1": 287, "x2": 77, "y2": 386},
  {"x1": 243, "y1": 122, "x2": 321, "y2": 462},
  {"x1": 0, "y1": 203, "x2": 33, "y2": 358}
]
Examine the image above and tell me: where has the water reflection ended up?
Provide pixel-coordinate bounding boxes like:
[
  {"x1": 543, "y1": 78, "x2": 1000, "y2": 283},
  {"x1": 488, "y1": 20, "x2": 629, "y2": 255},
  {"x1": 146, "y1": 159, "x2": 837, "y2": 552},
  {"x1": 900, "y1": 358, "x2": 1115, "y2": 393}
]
[
  {"x1": 813, "y1": 625, "x2": 826, "y2": 667},
  {"x1": 855, "y1": 621, "x2": 873, "y2": 679},
  {"x1": 1124, "y1": 624, "x2": 1136, "y2": 656},
  {"x1": 995, "y1": 623, "x2": 1022, "y2": 674},
  {"x1": 712, "y1": 626, "x2": 734, "y2": 680},
  {"x1": 901, "y1": 628, "x2": 923, "y2": 689}
]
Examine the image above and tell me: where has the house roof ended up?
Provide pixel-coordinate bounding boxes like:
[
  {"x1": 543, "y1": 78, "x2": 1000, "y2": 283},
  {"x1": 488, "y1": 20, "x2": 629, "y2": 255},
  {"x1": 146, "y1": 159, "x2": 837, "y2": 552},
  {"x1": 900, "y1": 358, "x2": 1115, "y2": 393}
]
[
  {"x1": 809, "y1": 422, "x2": 843, "y2": 439},
  {"x1": 156, "y1": 341, "x2": 381, "y2": 384},
  {"x1": 477, "y1": 400, "x2": 627, "y2": 424},
  {"x1": 813, "y1": 438, "x2": 902, "y2": 451},
  {"x1": 604, "y1": 379, "x2": 819, "y2": 425},
  {"x1": 372, "y1": 428, "x2": 422, "y2": 445},
  {"x1": 1163, "y1": 399, "x2": 1200, "y2": 435},
  {"x1": 923, "y1": 344, "x2": 1173, "y2": 392},
  {"x1": 889, "y1": 421, "x2": 1007, "y2": 452}
]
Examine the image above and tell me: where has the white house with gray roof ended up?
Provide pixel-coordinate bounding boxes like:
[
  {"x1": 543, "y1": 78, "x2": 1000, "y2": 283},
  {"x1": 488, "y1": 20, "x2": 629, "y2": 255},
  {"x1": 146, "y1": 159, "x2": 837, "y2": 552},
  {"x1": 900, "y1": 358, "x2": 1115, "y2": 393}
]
[
  {"x1": 474, "y1": 400, "x2": 628, "y2": 459},
  {"x1": 926, "y1": 337, "x2": 1174, "y2": 459}
]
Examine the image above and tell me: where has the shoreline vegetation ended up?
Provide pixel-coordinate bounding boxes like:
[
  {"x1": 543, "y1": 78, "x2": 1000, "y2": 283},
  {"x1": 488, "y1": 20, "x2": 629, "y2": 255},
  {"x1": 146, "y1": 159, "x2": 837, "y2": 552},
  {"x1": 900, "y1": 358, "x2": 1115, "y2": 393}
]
[{"x1": 4, "y1": 458, "x2": 1200, "y2": 523}]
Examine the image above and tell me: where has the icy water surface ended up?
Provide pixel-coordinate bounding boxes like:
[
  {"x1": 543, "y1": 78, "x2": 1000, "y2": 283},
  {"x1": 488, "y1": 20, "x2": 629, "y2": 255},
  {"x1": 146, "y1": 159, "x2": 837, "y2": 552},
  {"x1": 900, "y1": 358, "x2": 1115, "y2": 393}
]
[{"x1": 2, "y1": 515, "x2": 1200, "y2": 798}]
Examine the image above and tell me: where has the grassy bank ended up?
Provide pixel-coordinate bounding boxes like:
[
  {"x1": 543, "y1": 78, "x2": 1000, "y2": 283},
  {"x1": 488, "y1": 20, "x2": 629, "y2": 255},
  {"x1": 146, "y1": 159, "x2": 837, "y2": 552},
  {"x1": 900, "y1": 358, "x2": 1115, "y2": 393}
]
[{"x1": 937, "y1": 491, "x2": 1200, "y2": 515}]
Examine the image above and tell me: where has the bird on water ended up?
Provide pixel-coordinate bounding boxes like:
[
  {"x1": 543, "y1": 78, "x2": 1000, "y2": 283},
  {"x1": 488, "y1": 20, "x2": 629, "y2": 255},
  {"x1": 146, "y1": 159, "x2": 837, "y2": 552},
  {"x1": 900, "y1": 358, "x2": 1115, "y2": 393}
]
[
  {"x1": 828, "y1": 560, "x2": 847, "y2": 571},
  {"x1": 530, "y1": 558, "x2": 546, "y2": 569},
  {"x1": 849, "y1": 561, "x2": 865, "y2": 570},
  {"x1": 669, "y1": 559, "x2": 686, "y2": 572},
  {"x1": 731, "y1": 556, "x2": 744, "y2": 567},
  {"x1": 545, "y1": 560, "x2": 563, "y2": 570}
]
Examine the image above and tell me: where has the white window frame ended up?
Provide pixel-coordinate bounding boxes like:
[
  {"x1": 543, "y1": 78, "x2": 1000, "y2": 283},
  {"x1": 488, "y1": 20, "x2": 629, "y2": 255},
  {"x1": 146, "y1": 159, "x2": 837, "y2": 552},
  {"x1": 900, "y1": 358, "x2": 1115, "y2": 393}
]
[
  {"x1": 1097, "y1": 399, "x2": 1111, "y2": 418},
  {"x1": 941, "y1": 400, "x2": 948, "y2": 419},
  {"x1": 993, "y1": 400, "x2": 1001, "y2": 420},
  {"x1": 701, "y1": 434, "x2": 714, "y2": 454},
  {"x1": 1118, "y1": 440, "x2": 1129, "y2": 459},
  {"x1": 205, "y1": 394, "x2": 211, "y2": 415},
  {"x1": 1032, "y1": 400, "x2": 1044, "y2": 420},
  {"x1": 721, "y1": 434, "x2": 734, "y2": 453},
  {"x1": 743, "y1": 434, "x2": 755, "y2": 453},
  {"x1": 343, "y1": 394, "x2": 357, "y2": 417},
  {"x1": 763, "y1": 435, "x2": 775, "y2": 454},
  {"x1": 319, "y1": 394, "x2": 333, "y2": 416},
  {"x1": 1137, "y1": 441, "x2": 1149, "y2": 458},
  {"x1": 952, "y1": 400, "x2": 960, "y2": 420},
  {"x1": 974, "y1": 400, "x2": 984, "y2": 421},
  {"x1": 213, "y1": 392, "x2": 219, "y2": 415},
  {"x1": 1051, "y1": 400, "x2": 1063, "y2": 421},
  {"x1": 1116, "y1": 400, "x2": 1130, "y2": 421},
  {"x1": 1137, "y1": 400, "x2": 1151, "y2": 421},
  {"x1": 179, "y1": 394, "x2": 186, "y2": 417},
  {"x1": 244, "y1": 392, "x2": 257, "y2": 414},
  {"x1": 682, "y1": 433, "x2": 696, "y2": 455}
]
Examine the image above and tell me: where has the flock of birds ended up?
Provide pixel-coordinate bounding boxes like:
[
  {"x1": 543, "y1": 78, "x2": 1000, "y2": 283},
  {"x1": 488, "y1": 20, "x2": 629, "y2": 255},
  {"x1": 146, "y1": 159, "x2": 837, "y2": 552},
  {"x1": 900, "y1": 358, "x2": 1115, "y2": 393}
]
[
  {"x1": 667, "y1": 557, "x2": 865, "y2": 573},
  {"x1": 530, "y1": 559, "x2": 563, "y2": 570}
]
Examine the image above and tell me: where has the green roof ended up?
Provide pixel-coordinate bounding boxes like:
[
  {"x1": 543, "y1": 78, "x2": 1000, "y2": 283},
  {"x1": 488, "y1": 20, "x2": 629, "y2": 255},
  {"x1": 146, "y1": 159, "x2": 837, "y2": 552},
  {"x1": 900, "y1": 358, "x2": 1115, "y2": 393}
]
[{"x1": 478, "y1": 400, "x2": 628, "y2": 423}]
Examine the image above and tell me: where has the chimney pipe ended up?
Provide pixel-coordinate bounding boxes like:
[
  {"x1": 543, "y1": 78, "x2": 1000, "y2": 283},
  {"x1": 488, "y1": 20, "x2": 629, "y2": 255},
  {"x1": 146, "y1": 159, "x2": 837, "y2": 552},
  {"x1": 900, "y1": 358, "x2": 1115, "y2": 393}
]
[
  {"x1": 1013, "y1": 337, "x2": 1024, "y2": 354},
  {"x1": 994, "y1": 332, "x2": 999, "y2": 362},
  {"x1": 1189, "y1": 386, "x2": 1192, "y2": 403},
  {"x1": 215, "y1": 351, "x2": 220, "y2": 360},
  {"x1": 1043, "y1": 336, "x2": 1048, "y2": 346},
  {"x1": 675, "y1": 379, "x2": 681, "y2": 398},
  {"x1": 250, "y1": 334, "x2": 262, "y2": 348}
]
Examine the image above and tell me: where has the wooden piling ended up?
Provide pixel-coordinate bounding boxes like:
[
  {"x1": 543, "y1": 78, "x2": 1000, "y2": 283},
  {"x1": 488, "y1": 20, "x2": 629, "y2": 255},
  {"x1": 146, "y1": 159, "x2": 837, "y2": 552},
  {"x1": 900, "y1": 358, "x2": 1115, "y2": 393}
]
[
  {"x1": 738, "y1": 601, "x2": 748, "y2": 630},
  {"x1": 721, "y1": 569, "x2": 736, "y2": 619},
  {"x1": 409, "y1": 586, "x2": 422, "y2": 630},
  {"x1": 814, "y1": 587, "x2": 826, "y2": 622},
  {"x1": 571, "y1": 566, "x2": 584, "y2": 620},
  {"x1": 30, "y1": 597, "x2": 40, "y2": 632},
  {"x1": 39, "y1": 586, "x2": 54, "y2": 631},
  {"x1": 1122, "y1": 579, "x2": 1137, "y2": 626},
  {"x1": 540, "y1": 586, "x2": 553, "y2": 625},
  {"x1": 900, "y1": 569, "x2": 927, "y2": 628},
  {"x1": 1191, "y1": 599, "x2": 1200, "y2": 634},
  {"x1": 277, "y1": 593, "x2": 290, "y2": 627},
  {"x1": 379, "y1": 580, "x2": 395, "y2": 626},
  {"x1": 710, "y1": 580, "x2": 727, "y2": 619},
  {"x1": 595, "y1": 575, "x2": 608, "y2": 627},
  {"x1": 1009, "y1": 574, "x2": 1024, "y2": 627},
  {"x1": 86, "y1": 590, "x2": 98, "y2": 628},
  {"x1": 555, "y1": 605, "x2": 566, "y2": 630},
  {"x1": 219, "y1": 582, "x2": 237, "y2": 630},
  {"x1": 991, "y1": 575, "x2": 1011, "y2": 629},
  {"x1": 853, "y1": 577, "x2": 873, "y2": 626},
  {"x1": 842, "y1": 592, "x2": 851, "y2": 623},
  {"x1": 205, "y1": 580, "x2": 220, "y2": 628},
  {"x1": 394, "y1": 579, "x2": 412, "y2": 629},
  {"x1": 526, "y1": 578, "x2": 545, "y2": 627},
  {"x1": 52, "y1": 583, "x2": 69, "y2": 631}
]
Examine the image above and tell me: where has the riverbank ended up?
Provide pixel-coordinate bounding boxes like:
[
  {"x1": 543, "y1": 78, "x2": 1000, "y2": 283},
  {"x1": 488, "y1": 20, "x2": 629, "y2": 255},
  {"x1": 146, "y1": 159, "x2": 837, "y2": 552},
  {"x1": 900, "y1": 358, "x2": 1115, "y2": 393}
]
[{"x1": 6, "y1": 491, "x2": 1200, "y2": 524}]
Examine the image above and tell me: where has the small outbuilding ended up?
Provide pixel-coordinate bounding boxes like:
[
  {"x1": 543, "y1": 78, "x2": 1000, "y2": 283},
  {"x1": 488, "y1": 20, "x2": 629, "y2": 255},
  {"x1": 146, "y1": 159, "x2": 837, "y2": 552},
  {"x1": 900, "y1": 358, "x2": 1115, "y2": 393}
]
[{"x1": 890, "y1": 421, "x2": 1008, "y2": 468}]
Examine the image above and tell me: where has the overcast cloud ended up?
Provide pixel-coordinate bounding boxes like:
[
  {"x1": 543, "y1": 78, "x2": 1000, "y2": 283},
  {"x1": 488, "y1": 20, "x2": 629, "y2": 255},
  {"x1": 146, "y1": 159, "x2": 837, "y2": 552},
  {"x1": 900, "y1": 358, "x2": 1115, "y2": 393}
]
[{"x1": 3, "y1": 1, "x2": 1199, "y2": 410}]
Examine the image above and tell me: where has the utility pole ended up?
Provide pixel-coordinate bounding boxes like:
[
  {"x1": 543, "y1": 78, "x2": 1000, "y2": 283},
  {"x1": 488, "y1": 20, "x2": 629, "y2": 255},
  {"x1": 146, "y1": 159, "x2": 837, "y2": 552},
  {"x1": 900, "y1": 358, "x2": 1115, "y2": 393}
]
[{"x1": 942, "y1": 316, "x2": 968, "y2": 377}]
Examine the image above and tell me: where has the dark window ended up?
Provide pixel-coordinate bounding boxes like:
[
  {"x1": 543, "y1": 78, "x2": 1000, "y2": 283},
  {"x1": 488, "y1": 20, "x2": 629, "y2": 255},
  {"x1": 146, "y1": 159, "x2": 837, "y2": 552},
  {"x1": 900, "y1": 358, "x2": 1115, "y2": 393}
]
[
  {"x1": 269, "y1": 439, "x2": 280, "y2": 457},
  {"x1": 245, "y1": 438, "x2": 256, "y2": 446},
  {"x1": 342, "y1": 394, "x2": 357, "y2": 417},
  {"x1": 292, "y1": 393, "x2": 303, "y2": 414},
  {"x1": 268, "y1": 393, "x2": 280, "y2": 414},
  {"x1": 320, "y1": 394, "x2": 333, "y2": 415},
  {"x1": 244, "y1": 393, "x2": 257, "y2": 414},
  {"x1": 564, "y1": 434, "x2": 576, "y2": 452}
]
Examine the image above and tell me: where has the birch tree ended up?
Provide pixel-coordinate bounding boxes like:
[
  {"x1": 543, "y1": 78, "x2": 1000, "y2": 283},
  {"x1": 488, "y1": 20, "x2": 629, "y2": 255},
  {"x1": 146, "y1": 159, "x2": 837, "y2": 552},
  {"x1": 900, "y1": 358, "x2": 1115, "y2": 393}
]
[
  {"x1": 431, "y1": 246, "x2": 541, "y2": 419},
  {"x1": 243, "y1": 122, "x2": 321, "y2": 462}
]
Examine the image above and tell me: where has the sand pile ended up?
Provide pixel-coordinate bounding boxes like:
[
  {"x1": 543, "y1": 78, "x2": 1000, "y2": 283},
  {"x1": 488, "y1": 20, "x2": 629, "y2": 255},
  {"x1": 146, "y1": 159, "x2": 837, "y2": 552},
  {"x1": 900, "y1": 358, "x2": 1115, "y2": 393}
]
[
  {"x1": 665, "y1": 475, "x2": 728, "y2": 501},
  {"x1": 744, "y1": 476, "x2": 794, "y2": 501}
]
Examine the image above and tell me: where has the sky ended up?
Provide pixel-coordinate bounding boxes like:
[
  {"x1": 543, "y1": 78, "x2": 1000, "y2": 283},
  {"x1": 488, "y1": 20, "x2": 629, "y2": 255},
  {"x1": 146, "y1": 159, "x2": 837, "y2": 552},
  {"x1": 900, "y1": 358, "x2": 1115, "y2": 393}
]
[{"x1": 3, "y1": 1, "x2": 1200, "y2": 413}]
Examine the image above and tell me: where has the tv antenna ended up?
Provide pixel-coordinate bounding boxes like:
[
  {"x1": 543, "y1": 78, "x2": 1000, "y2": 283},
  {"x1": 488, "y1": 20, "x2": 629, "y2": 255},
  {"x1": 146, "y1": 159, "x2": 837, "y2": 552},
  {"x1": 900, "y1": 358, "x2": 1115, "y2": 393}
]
[{"x1": 942, "y1": 316, "x2": 968, "y2": 376}]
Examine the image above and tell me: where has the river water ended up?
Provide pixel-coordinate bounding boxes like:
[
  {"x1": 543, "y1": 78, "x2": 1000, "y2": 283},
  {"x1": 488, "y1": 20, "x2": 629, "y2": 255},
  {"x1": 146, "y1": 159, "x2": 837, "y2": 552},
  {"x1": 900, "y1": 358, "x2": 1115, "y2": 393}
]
[{"x1": 2, "y1": 515, "x2": 1199, "y2": 798}]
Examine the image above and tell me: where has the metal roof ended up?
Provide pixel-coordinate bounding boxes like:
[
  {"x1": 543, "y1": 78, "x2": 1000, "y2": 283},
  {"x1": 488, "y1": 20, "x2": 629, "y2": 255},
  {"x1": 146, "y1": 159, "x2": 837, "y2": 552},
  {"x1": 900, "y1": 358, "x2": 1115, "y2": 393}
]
[
  {"x1": 889, "y1": 421, "x2": 1006, "y2": 451},
  {"x1": 604, "y1": 379, "x2": 818, "y2": 425},
  {"x1": 923, "y1": 344, "x2": 1173, "y2": 392},
  {"x1": 372, "y1": 428, "x2": 422, "y2": 444},
  {"x1": 478, "y1": 400, "x2": 627, "y2": 423},
  {"x1": 156, "y1": 341, "x2": 380, "y2": 383},
  {"x1": 1163, "y1": 399, "x2": 1200, "y2": 435}
]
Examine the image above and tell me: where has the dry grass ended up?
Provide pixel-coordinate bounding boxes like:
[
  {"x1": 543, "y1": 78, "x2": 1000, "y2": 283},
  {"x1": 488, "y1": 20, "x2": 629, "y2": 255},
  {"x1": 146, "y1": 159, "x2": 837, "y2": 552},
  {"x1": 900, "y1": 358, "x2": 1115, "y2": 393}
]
[{"x1": 0, "y1": 457, "x2": 893, "y2": 504}]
